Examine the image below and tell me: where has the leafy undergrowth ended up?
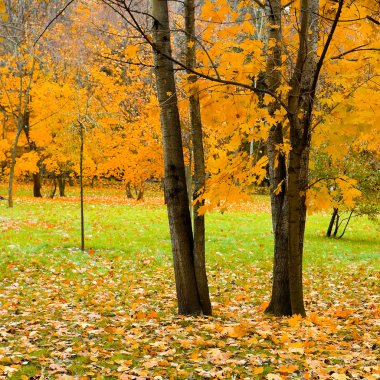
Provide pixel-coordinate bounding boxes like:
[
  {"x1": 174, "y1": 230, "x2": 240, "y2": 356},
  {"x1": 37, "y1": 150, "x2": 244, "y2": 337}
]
[{"x1": 0, "y1": 195, "x2": 379, "y2": 379}]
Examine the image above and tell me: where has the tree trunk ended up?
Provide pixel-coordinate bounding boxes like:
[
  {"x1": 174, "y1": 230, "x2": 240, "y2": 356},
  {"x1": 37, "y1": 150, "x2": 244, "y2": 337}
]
[
  {"x1": 287, "y1": 133, "x2": 306, "y2": 317},
  {"x1": 185, "y1": 164, "x2": 192, "y2": 214},
  {"x1": 151, "y1": 0, "x2": 203, "y2": 315},
  {"x1": 135, "y1": 185, "x2": 144, "y2": 201},
  {"x1": 58, "y1": 176, "x2": 66, "y2": 197},
  {"x1": 283, "y1": 0, "x2": 318, "y2": 317},
  {"x1": 327, "y1": 207, "x2": 338, "y2": 237},
  {"x1": 50, "y1": 179, "x2": 57, "y2": 199},
  {"x1": 22, "y1": 110, "x2": 42, "y2": 198},
  {"x1": 185, "y1": 0, "x2": 212, "y2": 316},
  {"x1": 126, "y1": 182, "x2": 134, "y2": 199},
  {"x1": 265, "y1": 0, "x2": 319, "y2": 316},
  {"x1": 333, "y1": 212, "x2": 340, "y2": 237},
  {"x1": 8, "y1": 128, "x2": 22, "y2": 208},
  {"x1": 264, "y1": 0, "x2": 292, "y2": 316},
  {"x1": 79, "y1": 121, "x2": 85, "y2": 252},
  {"x1": 33, "y1": 172, "x2": 42, "y2": 197}
]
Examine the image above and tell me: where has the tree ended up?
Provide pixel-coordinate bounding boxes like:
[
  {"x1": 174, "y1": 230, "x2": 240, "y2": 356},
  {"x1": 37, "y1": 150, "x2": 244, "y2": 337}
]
[
  {"x1": 0, "y1": 0, "x2": 69, "y2": 204},
  {"x1": 150, "y1": 0, "x2": 211, "y2": 315},
  {"x1": 309, "y1": 140, "x2": 380, "y2": 239},
  {"x1": 184, "y1": 0, "x2": 212, "y2": 315},
  {"x1": 100, "y1": 0, "x2": 379, "y2": 316}
]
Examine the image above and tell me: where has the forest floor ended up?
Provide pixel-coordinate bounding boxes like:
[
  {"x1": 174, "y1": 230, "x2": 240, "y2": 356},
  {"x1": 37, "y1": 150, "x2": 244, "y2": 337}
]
[{"x1": 0, "y1": 186, "x2": 379, "y2": 379}]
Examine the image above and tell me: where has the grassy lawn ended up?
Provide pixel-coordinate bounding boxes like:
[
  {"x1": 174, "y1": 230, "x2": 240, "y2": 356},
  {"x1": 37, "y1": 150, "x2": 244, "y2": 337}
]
[{"x1": 0, "y1": 184, "x2": 379, "y2": 379}]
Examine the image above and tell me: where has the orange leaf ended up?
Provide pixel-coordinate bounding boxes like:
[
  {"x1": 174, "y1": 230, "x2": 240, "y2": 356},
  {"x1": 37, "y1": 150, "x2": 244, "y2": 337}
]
[
  {"x1": 253, "y1": 367, "x2": 264, "y2": 375},
  {"x1": 287, "y1": 314, "x2": 303, "y2": 328},
  {"x1": 278, "y1": 364, "x2": 299, "y2": 374}
]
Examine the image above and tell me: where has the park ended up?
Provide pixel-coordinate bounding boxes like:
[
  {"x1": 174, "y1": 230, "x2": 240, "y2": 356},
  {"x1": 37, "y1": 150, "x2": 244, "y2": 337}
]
[{"x1": 0, "y1": 0, "x2": 379, "y2": 379}]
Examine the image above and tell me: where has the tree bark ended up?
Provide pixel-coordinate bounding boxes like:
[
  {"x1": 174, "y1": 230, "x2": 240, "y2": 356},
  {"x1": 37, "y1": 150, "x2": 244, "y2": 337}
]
[
  {"x1": 333, "y1": 212, "x2": 340, "y2": 237},
  {"x1": 265, "y1": 0, "x2": 319, "y2": 316},
  {"x1": 264, "y1": 0, "x2": 292, "y2": 316},
  {"x1": 185, "y1": 0, "x2": 212, "y2": 316},
  {"x1": 58, "y1": 175, "x2": 66, "y2": 197},
  {"x1": 33, "y1": 172, "x2": 42, "y2": 197},
  {"x1": 22, "y1": 109, "x2": 43, "y2": 198},
  {"x1": 50, "y1": 179, "x2": 57, "y2": 199},
  {"x1": 126, "y1": 182, "x2": 134, "y2": 199},
  {"x1": 151, "y1": 0, "x2": 203, "y2": 315},
  {"x1": 79, "y1": 120, "x2": 85, "y2": 252},
  {"x1": 284, "y1": 0, "x2": 319, "y2": 317},
  {"x1": 8, "y1": 128, "x2": 22, "y2": 208},
  {"x1": 326, "y1": 207, "x2": 338, "y2": 237},
  {"x1": 287, "y1": 132, "x2": 306, "y2": 316}
]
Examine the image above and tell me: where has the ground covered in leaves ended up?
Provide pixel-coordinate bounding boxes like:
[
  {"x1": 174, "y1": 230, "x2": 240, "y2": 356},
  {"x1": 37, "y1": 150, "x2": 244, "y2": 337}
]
[{"x1": 0, "y1": 193, "x2": 379, "y2": 379}]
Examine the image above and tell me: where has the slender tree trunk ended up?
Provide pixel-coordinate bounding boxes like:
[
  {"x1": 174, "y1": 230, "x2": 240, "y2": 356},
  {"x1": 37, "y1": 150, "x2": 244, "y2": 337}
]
[
  {"x1": 151, "y1": 0, "x2": 203, "y2": 315},
  {"x1": 333, "y1": 213, "x2": 340, "y2": 237},
  {"x1": 1, "y1": 110, "x2": 6, "y2": 140},
  {"x1": 185, "y1": 164, "x2": 192, "y2": 213},
  {"x1": 327, "y1": 207, "x2": 338, "y2": 237},
  {"x1": 337, "y1": 211, "x2": 353, "y2": 238},
  {"x1": 79, "y1": 121, "x2": 85, "y2": 252},
  {"x1": 22, "y1": 110, "x2": 43, "y2": 198},
  {"x1": 185, "y1": 0, "x2": 212, "y2": 316},
  {"x1": 8, "y1": 127, "x2": 22, "y2": 208}
]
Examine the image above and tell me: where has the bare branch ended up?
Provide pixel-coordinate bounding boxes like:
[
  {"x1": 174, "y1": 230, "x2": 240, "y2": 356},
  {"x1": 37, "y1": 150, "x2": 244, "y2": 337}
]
[
  {"x1": 331, "y1": 43, "x2": 380, "y2": 59},
  {"x1": 252, "y1": 0, "x2": 266, "y2": 9},
  {"x1": 367, "y1": 15, "x2": 380, "y2": 25},
  {"x1": 101, "y1": 2, "x2": 290, "y2": 112},
  {"x1": 34, "y1": 0, "x2": 76, "y2": 46}
]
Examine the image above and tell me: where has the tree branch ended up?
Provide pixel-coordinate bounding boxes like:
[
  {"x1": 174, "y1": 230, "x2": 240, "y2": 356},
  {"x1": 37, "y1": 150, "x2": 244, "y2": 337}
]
[
  {"x1": 331, "y1": 45, "x2": 380, "y2": 59},
  {"x1": 303, "y1": 0, "x2": 344, "y2": 140},
  {"x1": 34, "y1": 0, "x2": 76, "y2": 46},
  {"x1": 367, "y1": 15, "x2": 380, "y2": 25},
  {"x1": 101, "y1": 1, "x2": 290, "y2": 112}
]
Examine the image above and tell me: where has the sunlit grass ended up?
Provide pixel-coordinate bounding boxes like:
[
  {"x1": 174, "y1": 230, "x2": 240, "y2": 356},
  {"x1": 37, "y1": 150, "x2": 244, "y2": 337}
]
[{"x1": 1, "y1": 183, "x2": 378, "y2": 270}]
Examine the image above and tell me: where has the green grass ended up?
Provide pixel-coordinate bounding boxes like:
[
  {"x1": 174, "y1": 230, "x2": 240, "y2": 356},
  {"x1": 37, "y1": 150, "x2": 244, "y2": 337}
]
[
  {"x1": 0, "y1": 184, "x2": 379, "y2": 379},
  {"x1": 0, "y1": 186, "x2": 378, "y2": 269}
]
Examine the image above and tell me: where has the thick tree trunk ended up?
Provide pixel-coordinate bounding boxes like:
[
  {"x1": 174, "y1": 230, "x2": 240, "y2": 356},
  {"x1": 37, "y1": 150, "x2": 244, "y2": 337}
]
[
  {"x1": 185, "y1": 0, "x2": 212, "y2": 316},
  {"x1": 126, "y1": 182, "x2": 134, "y2": 199},
  {"x1": 58, "y1": 176, "x2": 66, "y2": 197},
  {"x1": 50, "y1": 179, "x2": 57, "y2": 199},
  {"x1": 33, "y1": 172, "x2": 42, "y2": 197},
  {"x1": 264, "y1": 0, "x2": 292, "y2": 316},
  {"x1": 135, "y1": 185, "x2": 144, "y2": 201},
  {"x1": 287, "y1": 135, "x2": 306, "y2": 316},
  {"x1": 151, "y1": 0, "x2": 203, "y2": 315},
  {"x1": 265, "y1": 0, "x2": 318, "y2": 316},
  {"x1": 283, "y1": 0, "x2": 318, "y2": 317}
]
